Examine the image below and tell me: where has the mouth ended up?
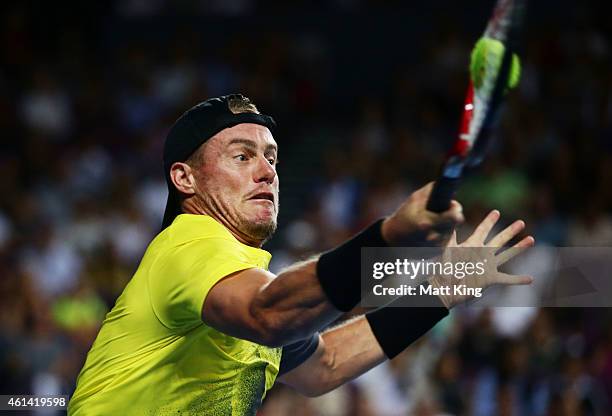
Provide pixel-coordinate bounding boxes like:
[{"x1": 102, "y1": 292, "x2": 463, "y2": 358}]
[{"x1": 249, "y1": 192, "x2": 275, "y2": 204}]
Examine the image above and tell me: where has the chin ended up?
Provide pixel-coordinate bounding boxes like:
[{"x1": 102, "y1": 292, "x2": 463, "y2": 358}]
[{"x1": 245, "y1": 217, "x2": 277, "y2": 242}]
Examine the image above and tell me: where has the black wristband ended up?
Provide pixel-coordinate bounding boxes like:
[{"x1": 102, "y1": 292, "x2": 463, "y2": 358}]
[
  {"x1": 366, "y1": 293, "x2": 449, "y2": 359},
  {"x1": 316, "y1": 219, "x2": 388, "y2": 312}
]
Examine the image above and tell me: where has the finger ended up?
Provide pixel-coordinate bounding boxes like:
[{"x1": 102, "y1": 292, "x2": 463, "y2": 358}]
[
  {"x1": 515, "y1": 235, "x2": 535, "y2": 248},
  {"x1": 469, "y1": 209, "x2": 500, "y2": 244},
  {"x1": 449, "y1": 230, "x2": 458, "y2": 246},
  {"x1": 496, "y1": 236, "x2": 535, "y2": 266},
  {"x1": 494, "y1": 272, "x2": 533, "y2": 286},
  {"x1": 438, "y1": 200, "x2": 465, "y2": 225},
  {"x1": 421, "y1": 181, "x2": 435, "y2": 193},
  {"x1": 417, "y1": 182, "x2": 435, "y2": 198},
  {"x1": 487, "y1": 219, "x2": 526, "y2": 247},
  {"x1": 439, "y1": 230, "x2": 458, "y2": 252}
]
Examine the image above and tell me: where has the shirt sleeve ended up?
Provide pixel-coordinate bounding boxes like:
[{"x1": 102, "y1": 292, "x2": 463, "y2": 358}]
[
  {"x1": 278, "y1": 333, "x2": 320, "y2": 376},
  {"x1": 148, "y1": 237, "x2": 257, "y2": 330}
]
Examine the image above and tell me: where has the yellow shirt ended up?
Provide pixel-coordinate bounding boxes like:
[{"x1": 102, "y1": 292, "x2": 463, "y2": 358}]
[{"x1": 68, "y1": 214, "x2": 281, "y2": 416}]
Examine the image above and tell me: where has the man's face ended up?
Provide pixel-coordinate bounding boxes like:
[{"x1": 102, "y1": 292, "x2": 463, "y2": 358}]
[{"x1": 192, "y1": 123, "x2": 279, "y2": 245}]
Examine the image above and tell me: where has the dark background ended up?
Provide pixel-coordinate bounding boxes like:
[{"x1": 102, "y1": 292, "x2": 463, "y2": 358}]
[{"x1": 1, "y1": 1, "x2": 611, "y2": 415}]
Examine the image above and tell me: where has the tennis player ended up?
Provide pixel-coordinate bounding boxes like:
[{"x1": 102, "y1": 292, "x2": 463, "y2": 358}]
[{"x1": 68, "y1": 94, "x2": 533, "y2": 415}]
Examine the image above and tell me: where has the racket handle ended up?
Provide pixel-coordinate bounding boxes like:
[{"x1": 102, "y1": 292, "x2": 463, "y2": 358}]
[{"x1": 426, "y1": 177, "x2": 461, "y2": 213}]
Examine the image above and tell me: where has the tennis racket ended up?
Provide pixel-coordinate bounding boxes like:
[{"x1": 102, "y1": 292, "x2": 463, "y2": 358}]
[{"x1": 426, "y1": 0, "x2": 527, "y2": 213}]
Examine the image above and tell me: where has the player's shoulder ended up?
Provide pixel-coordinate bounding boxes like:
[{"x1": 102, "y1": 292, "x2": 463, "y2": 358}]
[{"x1": 137, "y1": 214, "x2": 236, "y2": 273}]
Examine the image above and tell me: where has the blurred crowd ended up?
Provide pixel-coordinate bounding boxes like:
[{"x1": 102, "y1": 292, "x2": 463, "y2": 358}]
[{"x1": 1, "y1": 1, "x2": 611, "y2": 415}]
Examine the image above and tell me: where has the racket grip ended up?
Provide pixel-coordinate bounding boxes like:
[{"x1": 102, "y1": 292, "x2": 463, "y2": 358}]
[{"x1": 426, "y1": 177, "x2": 461, "y2": 213}]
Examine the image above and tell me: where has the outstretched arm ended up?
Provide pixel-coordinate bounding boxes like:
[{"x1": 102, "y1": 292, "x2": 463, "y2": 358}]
[{"x1": 202, "y1": 183, "x2": 464, "y2": 347}]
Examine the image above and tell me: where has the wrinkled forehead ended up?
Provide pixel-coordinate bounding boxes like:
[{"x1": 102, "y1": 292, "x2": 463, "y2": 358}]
[{"x1": 209, "y1": 123, "x2": 277, "y2": 151}]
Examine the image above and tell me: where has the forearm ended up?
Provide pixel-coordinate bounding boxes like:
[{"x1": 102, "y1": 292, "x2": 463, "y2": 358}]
[
  {"x1": 317, "y1": 317, "x2": 387, "y2": 390},
  {"x1": 278, "y1": 289, "x2": 448, "y2": 395},
  {"x1": 279, "y1": 316, "x2": 386, "y2": 396},
  {"x1": 305, "y1": 299, "x2": 448, "y2": 391}
]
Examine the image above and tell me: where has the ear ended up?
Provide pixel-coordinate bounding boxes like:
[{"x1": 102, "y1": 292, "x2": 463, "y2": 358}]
[{"x1": 169, "y1": 162, "x2": 196, "y2": 196}]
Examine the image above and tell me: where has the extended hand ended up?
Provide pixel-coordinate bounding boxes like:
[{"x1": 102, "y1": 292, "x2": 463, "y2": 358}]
[{"x1": 429, "y1": 209, "x2": 535, "y2": 308}]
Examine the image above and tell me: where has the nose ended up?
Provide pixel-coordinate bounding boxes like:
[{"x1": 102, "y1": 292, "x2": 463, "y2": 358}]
[{"x1": 253, "y1": 155, "x2": 276, "y2": 184}]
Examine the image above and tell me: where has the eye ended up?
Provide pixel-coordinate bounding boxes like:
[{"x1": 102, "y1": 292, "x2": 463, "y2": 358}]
[
  {"x1": 267, "y1": 157, "x2": 276, "y2": 165},
  {"x1": 234, "y1": 154, "x2": 248, "y2": 161}
]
